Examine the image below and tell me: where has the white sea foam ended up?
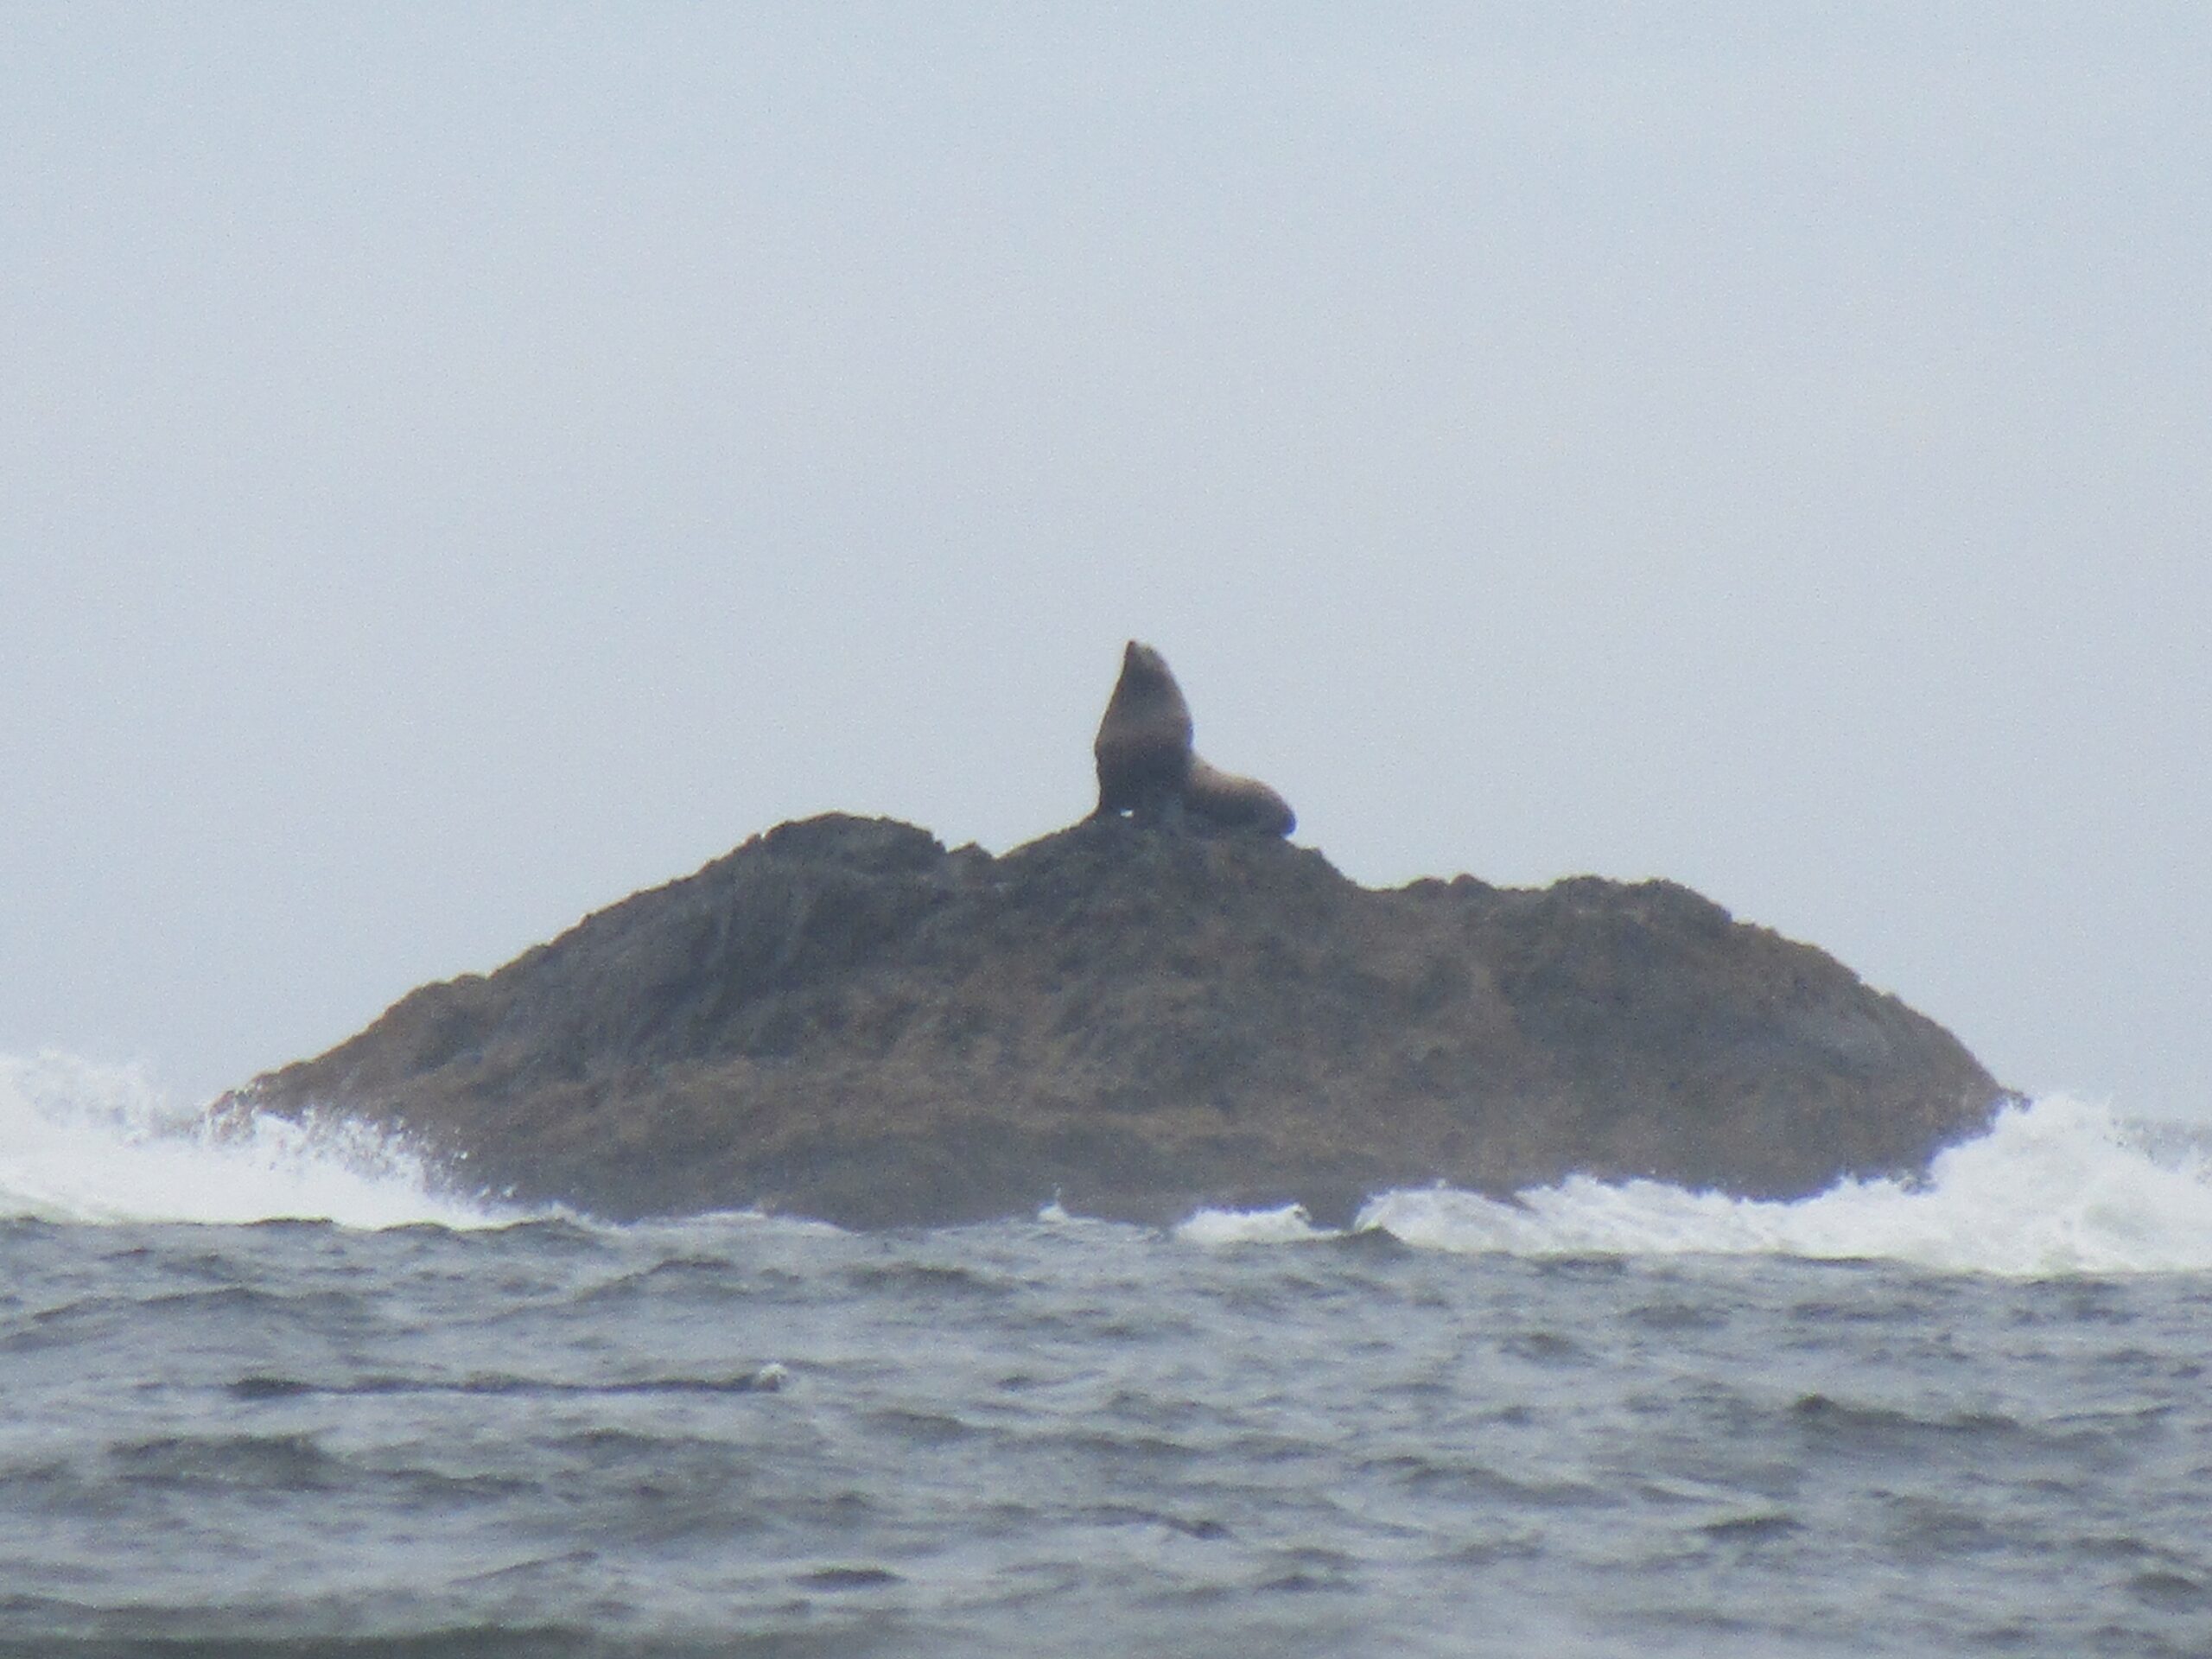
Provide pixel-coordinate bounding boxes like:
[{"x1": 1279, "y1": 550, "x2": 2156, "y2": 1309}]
[
  {"x1": 10, "y1": 1050, "x2": 2205, "y2": 1270},
  {"x1": 0, "y1": 1051, "x2": 515, "y2": 1229},
  {"x1": 1355, "y1": 1096, "x2": 2212, "y2": 1276},
  {"x1": 1175, "y1": 1202, "x2": 1337, "y2": 1245}
]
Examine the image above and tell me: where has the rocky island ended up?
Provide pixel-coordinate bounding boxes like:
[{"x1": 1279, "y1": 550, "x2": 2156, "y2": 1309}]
[{"x1": 221, "y1": 646, "x2": 2004, "y2": 1227}]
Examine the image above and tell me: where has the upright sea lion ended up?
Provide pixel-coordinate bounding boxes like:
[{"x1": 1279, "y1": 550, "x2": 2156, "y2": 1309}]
[
  {"x1": 1092, "y1": 641, "x2": 1194, "y2": 819},
  {"x1": 1090, "y1": 641, "x2": 1294, "y2": 836}
]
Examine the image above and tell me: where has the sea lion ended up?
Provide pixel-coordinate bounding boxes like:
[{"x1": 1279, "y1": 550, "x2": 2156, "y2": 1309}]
[
  {"x1": 1184, "y1": 756, "x2": 1297, "y2": 837},
  {"x1": 1090, "y1": 641, "x2": 1294, "y2": 836},
  {"x1": 1092, "y1": 641, "x2": 1195, "y2": 819}
]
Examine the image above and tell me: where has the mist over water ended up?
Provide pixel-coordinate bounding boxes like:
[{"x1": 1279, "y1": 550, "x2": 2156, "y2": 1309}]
[{"x1": 0, "y1": 1052, "x2": 506, "y2": 1230}]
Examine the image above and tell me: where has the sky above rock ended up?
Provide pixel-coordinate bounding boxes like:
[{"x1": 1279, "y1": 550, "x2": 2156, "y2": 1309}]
[{"x1": 3, "y1": 6, "x2": 2207, "y2": 1118}]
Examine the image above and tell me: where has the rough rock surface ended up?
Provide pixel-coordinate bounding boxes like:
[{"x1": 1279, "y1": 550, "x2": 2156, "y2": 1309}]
[{"x1": 224, "y1": 814, "x2": 2005, "y2": 1228}]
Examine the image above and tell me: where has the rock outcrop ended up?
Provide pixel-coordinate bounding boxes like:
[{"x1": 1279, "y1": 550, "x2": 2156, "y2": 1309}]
[{"x1": 222, "y1": 814, "x2": 2004, "y2": 1227}]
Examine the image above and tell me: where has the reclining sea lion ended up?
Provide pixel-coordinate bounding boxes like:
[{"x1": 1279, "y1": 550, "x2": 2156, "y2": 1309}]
[
  {"x1": 1184, "y1": 754, "x2": 1296, "y2": 837},
  {"x1": 1090, "y1": 641, "x2": 1294, "y2": 836}
]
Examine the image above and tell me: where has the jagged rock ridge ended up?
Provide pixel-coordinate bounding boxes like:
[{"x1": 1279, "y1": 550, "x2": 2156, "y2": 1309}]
[{"x1": 226, "y1": 814, "x2": 2004, "y2": 1227}]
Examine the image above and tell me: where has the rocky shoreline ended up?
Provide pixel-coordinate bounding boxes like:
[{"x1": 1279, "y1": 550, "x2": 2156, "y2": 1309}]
[{"x1": 221, "y1": 813, "x2": 2005, "y2": 1228}]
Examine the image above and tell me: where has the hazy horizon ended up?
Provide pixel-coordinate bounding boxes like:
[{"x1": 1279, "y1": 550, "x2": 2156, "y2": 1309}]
[{"x1": 3, "y1": 8, "x2": 2206, "y2": 1119}]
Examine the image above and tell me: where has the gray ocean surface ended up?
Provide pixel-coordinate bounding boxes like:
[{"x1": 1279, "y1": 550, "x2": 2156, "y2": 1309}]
[{"x1": 3, "y1": 1065, "x2": 2210, "y2": 1657}]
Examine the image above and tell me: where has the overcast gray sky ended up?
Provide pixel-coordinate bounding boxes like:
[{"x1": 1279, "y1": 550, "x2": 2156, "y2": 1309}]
[{"x1": 3, "y1": 6, "x2": 2207, "y2": 1122}]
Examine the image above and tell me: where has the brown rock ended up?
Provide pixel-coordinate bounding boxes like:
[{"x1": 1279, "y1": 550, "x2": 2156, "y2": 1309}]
[{"x1": 219, "y1": 813, "x2": 2005, "y2": 1227}]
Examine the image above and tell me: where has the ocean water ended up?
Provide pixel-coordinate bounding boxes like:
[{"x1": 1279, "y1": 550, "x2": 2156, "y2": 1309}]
[{"x1": 3, "y1": 1054, "x2": 2211, "y2": 1657}]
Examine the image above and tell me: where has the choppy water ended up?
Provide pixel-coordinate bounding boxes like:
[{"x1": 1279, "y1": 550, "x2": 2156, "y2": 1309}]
[{"x1": 4, "y1": 1055, "x2": 2212, "y2": 1657}]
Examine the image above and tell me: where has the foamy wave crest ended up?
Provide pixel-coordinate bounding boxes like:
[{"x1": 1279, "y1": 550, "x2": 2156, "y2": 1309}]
[
  {"x1": 1357, "y1": 1096, "x2": 2212, "y2": 1276},
  {"x1": 1175, "y1": 1202, "x2": 1336, "y2": 1245},
  {"x1": 0, "y1": 1052, "x2": 516, "y2": 1229}
]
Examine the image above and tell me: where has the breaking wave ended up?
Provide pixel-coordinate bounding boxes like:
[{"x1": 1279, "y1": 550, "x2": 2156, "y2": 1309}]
[
  {"x1": 1179, "y1": 1096, "x2": 2212, "y2": 1276},
  {"x1": 0, "y1": 1051, "x2": 512, "y2": 1229},
  {"x1": 9, "y1": 1051, "x2": 2206, "y2": 1272},
  {"x1": 1362, "y1": 1095, "x2": 2212, "y2": 1275}
]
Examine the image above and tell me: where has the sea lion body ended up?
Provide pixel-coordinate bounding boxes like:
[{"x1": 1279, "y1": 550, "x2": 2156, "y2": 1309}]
[
  {"x1": 1184, "y1": 756, "x2": 1297, "y2": 837},
  {"x1": 1090, "y1": 641, "x2": 1294, "y2": 836}
]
